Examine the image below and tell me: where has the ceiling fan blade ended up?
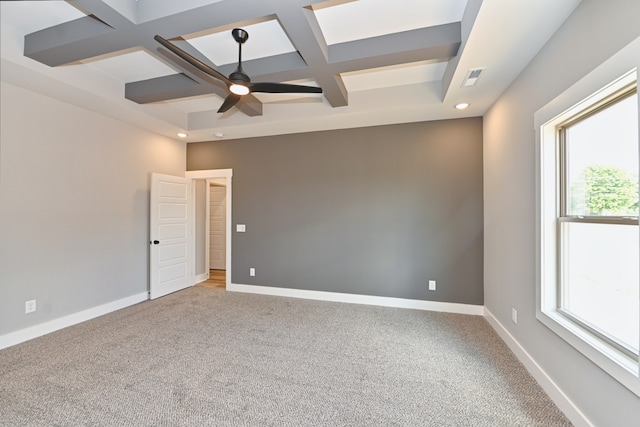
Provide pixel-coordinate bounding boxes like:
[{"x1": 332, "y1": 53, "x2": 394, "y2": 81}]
[
  {"x1": 217, "y1": 94, "x2": 241, "y2": 113},
  {"x1": 154, "y1": 35, "x2": 231, "y2": 86},
  {"x1": 250, "y1": 82, "x2": 323, "y2": 94}
]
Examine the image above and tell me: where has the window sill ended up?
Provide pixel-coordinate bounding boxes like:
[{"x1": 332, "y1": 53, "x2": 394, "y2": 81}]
[{"x1": 537, "y1": 307, "x2": 640, "y2": 397}]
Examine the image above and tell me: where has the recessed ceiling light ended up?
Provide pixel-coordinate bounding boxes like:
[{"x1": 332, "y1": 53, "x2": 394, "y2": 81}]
[
  {"x1": 455, "y1": 103, "x2": 469, "y2": 110},
  {"x1": 177, "y1": 132, "x2": 188, "y2": 138},
  {"x1": 214, "y1": 132, "x2": 224, "y2": 139}
]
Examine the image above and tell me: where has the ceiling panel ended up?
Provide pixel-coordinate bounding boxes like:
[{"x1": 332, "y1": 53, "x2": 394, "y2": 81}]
[
  {"x1": 314, "y1": 0, "x2": 468, "y2": 45},
  {"x1": 185, "y1": 19, "x2": 296, "y2": 66},
  {"x1": 0, "y1": 1, "x2": 86, "y2": 34},
  {"x1": 84, "y1": 50, "x2": 179, "y2": 83}
]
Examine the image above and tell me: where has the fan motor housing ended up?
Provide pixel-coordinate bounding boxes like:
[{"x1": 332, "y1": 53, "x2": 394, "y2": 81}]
[{"x1": 229, "y1": 70, "x2": 250, "y2": 84}]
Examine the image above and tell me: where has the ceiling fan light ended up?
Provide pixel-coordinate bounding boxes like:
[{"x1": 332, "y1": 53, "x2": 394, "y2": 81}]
[{"x1": 229, "y1": 84, "x2": 250, "y2": 96}]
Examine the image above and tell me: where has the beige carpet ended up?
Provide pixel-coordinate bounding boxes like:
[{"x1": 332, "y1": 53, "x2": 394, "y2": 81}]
[{"x1": 0, "y1": 287, "x2": 572, "y2": 426}]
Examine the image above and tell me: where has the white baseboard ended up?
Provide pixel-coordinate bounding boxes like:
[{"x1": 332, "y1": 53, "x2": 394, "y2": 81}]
[
  {"x1": 228, "y1": 283, "x2": 484, "y2": 316},
  {"x1": 483, "y1": 308, "x2": 593, "y2": 427},
  {"x1": 195, "y1": 272, "x2": 209, "y2": 284},
  {"x1": 0, "y1": 292, "x2": 148, "y2": 350}
]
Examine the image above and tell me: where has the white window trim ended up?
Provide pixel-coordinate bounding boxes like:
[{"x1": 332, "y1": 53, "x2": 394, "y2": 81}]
[{"x1": 534, "y1": 37, "x2": 640, "y2": 397}]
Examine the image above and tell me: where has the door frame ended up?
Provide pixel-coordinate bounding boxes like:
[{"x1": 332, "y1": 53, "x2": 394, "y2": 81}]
[{"x1": 185, "y1": 169, "x2": 233, "y2": 290}]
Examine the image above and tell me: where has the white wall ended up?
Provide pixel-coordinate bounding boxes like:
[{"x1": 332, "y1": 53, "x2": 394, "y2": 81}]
[
  {"x1": 483, "y1": 1, "x2": 640, "y2": 425},
  {"x1": 0, "y1": 81, "x2": 185, "y2": 336}
]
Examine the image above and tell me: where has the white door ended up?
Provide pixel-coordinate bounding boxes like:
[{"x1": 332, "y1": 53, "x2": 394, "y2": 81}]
[
  {"x1": 150, "y1": 173, "x2": 191, "y2": 299},
  {"x1": 209, "y1": 184, "x2": 226, "y2": 270}
]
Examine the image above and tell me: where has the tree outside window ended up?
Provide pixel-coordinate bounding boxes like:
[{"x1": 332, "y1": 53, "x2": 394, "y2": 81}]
[{"x1": 571, "y1": 165, "x2": 638, "y2": 216}]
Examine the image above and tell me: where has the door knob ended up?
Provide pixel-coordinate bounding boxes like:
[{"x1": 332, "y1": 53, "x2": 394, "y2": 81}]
[{"x1": 151, "y1": 240, "x2": 160, "y2": 245}]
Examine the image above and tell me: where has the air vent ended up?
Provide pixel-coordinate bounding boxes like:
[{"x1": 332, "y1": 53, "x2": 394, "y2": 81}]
[{"x1": 462, "y1": 68, "x2": 486, "y2": 87}]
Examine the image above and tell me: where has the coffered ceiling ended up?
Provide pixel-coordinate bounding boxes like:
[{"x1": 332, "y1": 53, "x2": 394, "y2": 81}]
[{"x1": 0, "y1": 0, "x2": 581, "y2": 142}]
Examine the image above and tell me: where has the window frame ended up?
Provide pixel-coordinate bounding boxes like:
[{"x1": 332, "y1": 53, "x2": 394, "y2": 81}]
[
  {"x1": 535, "y1": 51, "x2": 640, "y2": 397},
  {"x1": 555, "y1": 85, "x2": 639, "y2": 360}
]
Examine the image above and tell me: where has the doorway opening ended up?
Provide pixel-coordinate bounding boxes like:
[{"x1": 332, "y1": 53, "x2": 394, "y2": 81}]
[
  {"x1": 185, "y1": 169, "x2": 233, "y2": 291},
  {"x1": 206, "y1": 178, "x2": 227, "y2": 289}
]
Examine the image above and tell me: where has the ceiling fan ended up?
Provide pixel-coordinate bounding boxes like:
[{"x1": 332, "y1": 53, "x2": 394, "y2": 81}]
[{"x1": 154, "y1": 28, "x2": 323, "y2": 113}]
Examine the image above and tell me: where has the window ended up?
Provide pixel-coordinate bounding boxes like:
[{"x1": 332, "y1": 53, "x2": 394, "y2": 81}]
[
  {"x1": 558, "y1": 86, "x2": 639, "y2": 359},
  {"x1": 536, "y1": 64, "x2": 640, "y2": 397}
]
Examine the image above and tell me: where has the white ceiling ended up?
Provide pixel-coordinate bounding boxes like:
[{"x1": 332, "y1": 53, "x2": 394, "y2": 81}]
[{"x1": 0, "y1": 0, "x2": 581, "y2": 142}]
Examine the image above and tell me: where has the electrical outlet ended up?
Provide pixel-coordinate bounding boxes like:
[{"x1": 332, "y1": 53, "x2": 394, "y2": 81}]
[
  {"x1": 512, "y1": 308, "x2": 518, "y2": 324},
  {"x1": 428, "y1": 280, "x2": 436, "y2": 291},
  {"x1": 236, "y1": 224, "x2": 246, "y2": 232},
  {"x1": 25, "y1": 299, "x2": 36, "y2": 314},
  {"x1": 249, "y1": 267, "x2": 255, "y2": 277}
]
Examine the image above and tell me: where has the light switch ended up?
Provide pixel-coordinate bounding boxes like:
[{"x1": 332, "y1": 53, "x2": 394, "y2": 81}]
[{"x1": 236, "y1": 224, "x2": 246, "y2": 232}]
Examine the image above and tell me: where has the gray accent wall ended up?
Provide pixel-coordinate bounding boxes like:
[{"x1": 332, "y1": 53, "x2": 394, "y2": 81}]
[
  {"x1": 483, "y1": 0, "x2": 640, "y2": 425},
  {"x1": 0, "y1": 81, "x2": 185, "y2": 336},
  {"x1": 188, "y1": 118, "x2": 483, "y2": 305}
]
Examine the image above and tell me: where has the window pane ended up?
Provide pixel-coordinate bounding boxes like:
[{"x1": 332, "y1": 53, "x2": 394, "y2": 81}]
[
  {"x1": 565, "y1": 93, "x2": 639, "y2": 216},
  {"x1": 561, "y1": 221, "x2": 639, "y2": 351}
]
